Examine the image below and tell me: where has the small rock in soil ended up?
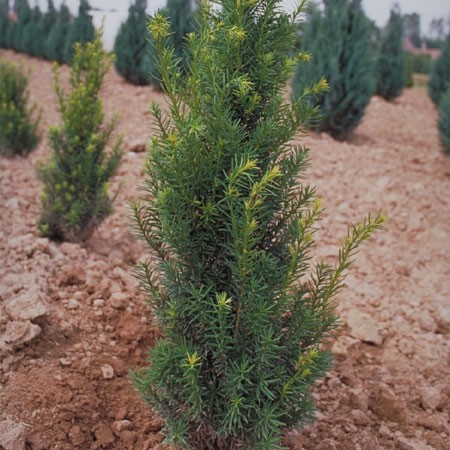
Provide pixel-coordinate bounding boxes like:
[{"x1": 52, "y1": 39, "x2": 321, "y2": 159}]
[
  {"x1": 347, "y1": 310, "x2": 383, "y2": 345},
  {"x1": 59, "y1": 358, "x2": 72, "y2": 367},
  {"x1": 112, "y1": 419, "x2": 132, "y2": 435},
  {"x1": 434, "y1": 306, "x2": 450, "y2": 334},
  {"x1": 101, "y1": 364, "x2": 115, "y2": 379},
  {"x1": 4, "y1": 292, "x2": 48, "y2": 321},
  {"x1": 369, "y1": 385, "x2": 408, "y2": 424},
  {"x1": 420, "y1": 386, "x2": 443, "y2": 411},
  {"x1": 0, "y1": 418, "x2": 26, "y2": 450},
  {"x1": 92, "y1": 423, "x2": 115, "y2": 446},
  {"x1": 120, "y1": 430, "x2": 137, "y2": 447},
  {"x1": 396, "y1": 436, "x2": 434, "y2": 450},
  {"x1": 416, "y1": 413, "x2": 449, "y2": 433},
  {"x1": 110, "y1": 292, "x2": 128, "y2": 309},
  {"x1": 2, "y1": 320, "x2": 41, "y2": 349},
  {"x1": 68, "y1": 425, "x2": 85, "y2": 447}
]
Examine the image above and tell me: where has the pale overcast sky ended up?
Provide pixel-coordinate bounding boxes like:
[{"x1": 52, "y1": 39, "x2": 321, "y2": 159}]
[
  {"x1": 47, "y1": 0, "x2": 450, "y2": 50},
  {"x1": 52, "y1": 0, "x2": 450, "y2": 27}
]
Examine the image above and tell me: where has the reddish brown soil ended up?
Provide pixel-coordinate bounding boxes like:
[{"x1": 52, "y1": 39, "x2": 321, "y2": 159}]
[{"x1": 1, "y1": 50, "x2": 449, "y2": 450}]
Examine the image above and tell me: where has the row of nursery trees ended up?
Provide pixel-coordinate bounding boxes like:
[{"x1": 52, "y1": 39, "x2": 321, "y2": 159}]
[
  {"x1": 0, "y1": 0, "x2": 195, "y2": 83},
  {"x1": 1, "y1": 0, "x2": 450, "y2": 446},
  {"x1": 0, "y1": 0, "x2": 434, "y2": 142},
  {"x1": 0, "y1": 0, "x2": 94, "y2": 63}
]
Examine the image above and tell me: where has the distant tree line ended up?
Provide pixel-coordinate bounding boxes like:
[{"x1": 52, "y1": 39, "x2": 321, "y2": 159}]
[{"x1": 0, "y1": 0, "x2": 95, "y2": 64}]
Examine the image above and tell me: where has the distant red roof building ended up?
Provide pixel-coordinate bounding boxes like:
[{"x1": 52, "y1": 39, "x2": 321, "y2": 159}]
[{"x1": 404, "y1": 37, "x2": 441, "y2": 60}]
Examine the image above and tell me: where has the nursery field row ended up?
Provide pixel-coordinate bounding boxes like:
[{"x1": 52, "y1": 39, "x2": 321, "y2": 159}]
[{"x1": 1, "y1": 49, "x2": 450, "y2": 449}]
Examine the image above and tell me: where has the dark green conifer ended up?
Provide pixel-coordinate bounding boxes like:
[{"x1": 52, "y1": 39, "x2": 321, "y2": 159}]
[
  {"x1": 438, "y1": 88, "x2": 450, "y2": 153},
  {"x1": 292, "y1": 0, "x2": 374, "y2": 140},
  {"x1": 0, "y1": 0, "x2": 9, "y2": 48},
  {"x1": 113, "y1": 0, "x2": 157, "y2": 85},
  {"x1": 376, "y1": 6, "x2": 405, "y2": 100},
  {"x1": 39, "y1": 33, "x2": 122, "y2": 241},
  {"x1": 37, "y1": 0, "x2": 58, "y2": 59},
  {"x1": 166, "y1": 0, "x2": 195, "y2": 69},
  {"x1": 63, "y1": 0, "x2": 95, "y2": 63},
  {"x1": 22, "y1": 4, "x2": 42, "y2": 56},
  {"x1": 132, "y1": 0, "x2": 384, "y2": 447},
  {"x1": 9, "y1": 0, "x2": 32, "y2": 52},
  {"x1": 45, "y1": 3, "x2": 71, "y2": 63},
  {"x1": 429, "y1": 35, "x2": 450, "y2": 105}
]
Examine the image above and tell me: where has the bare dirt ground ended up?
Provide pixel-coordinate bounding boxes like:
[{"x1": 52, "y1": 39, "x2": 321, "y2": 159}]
[{"x1": 1, "y1": 50, "x2": 449, "y2": 450}]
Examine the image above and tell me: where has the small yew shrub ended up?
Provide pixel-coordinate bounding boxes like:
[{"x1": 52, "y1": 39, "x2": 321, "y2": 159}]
[
  {"x1": 39, "y1": 34, "x2": 122, "y2": 242},
  {"x1": 376, "y1": 7, "x2": 405, "y2": 101},
  {"x1": 132, "y1": 0, "x2": 385, "y2": 448},
  {"x1": 0, "y1": 59, "x2": 39, "y2": 157},
  {"x1": 429, "y1": 35, "x2": 450, "y2": 105},
  {"x1": 438, "y1": 88, "x2": 450, "y2": 154},
  {"x1": 291, "y1": 0, "x2": 374, "y2": 141}
]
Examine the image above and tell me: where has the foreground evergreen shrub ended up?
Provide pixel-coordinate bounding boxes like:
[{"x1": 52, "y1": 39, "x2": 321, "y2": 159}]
[
  {"x1": 291, "y1": 0, "x2": 374, "y2": 141},
  {"x1": 429, "y1": 35, "x2": 450, "y2": 105},
  {"x1": 132, "y1": 0, "x2": 385, "y2": 448},
  {"x1": 376, "y1": 7, "x2": 405, "y2": 100},
  {"x1": 114, "y1": 0, "x2": 157, "y2": 85},
  {"x1": 39, "y1": 34, "x2": 122, "y2": 241},
  {"x1": 63, "y1": 0, "x2": 95, "y2": 64},
  {"x1": 0, "y1": 58, "x2": 39, "y2": 156},
  {"x1": 438, "y1": 88, "x2": 450, "y2": 154}
]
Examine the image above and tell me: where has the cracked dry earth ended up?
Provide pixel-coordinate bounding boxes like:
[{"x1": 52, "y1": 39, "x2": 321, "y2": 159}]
[{"x1": 1, "y1": 49, "x2": 450, "y2": 450}]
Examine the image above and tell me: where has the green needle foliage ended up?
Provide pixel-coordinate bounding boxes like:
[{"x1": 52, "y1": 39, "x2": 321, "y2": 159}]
[
  {"x1": 8, "y1": 0, "x2": 33, "y2": 52},
  {"x1": 0, "y1": 0, "x2": 10, "y2": 48},
  {"x1": 429, "y1": 35, "x2": 450, "y2": 105},
  {"x1": 0, "y1": 58, "x2": 40, "y2": 157},
  {"x1": 39, "y1": 34, "x2": 122, "y2": 242},
  {"x1": 64, "y1": 0, "x2": 95, "y2": 64},
  {"x1": 45, "y1": 3, "x2": 72, "y2": 63},
  {"x1": 376, "y1": 6, "x2": 405, "y2": 101},
  {"x1": 291, "y1": 0, "x2": 374, "y2": 141},
  {"x1": 438, "y1": 88, "x2": 450, "y2": 154},
  {"x1": 114, "y1": 0, "x2": 195, "y2": 87},
  {"x1": 132, "y1": 0, "x2": 385, "y2": 448},
  {"x1": 37, "y1": 0, "x2": 58, "y2": 59},
  {"x1": 114, "y1": 0, "x2": 157, "y2": 85},
  {"x1": 22, "y1": 4, "x2": 43, "y2": 57}
]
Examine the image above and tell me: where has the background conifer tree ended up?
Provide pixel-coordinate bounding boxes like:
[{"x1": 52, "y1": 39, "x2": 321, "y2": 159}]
[
  {"x1": 8, "y1": 0, "x2": 32, "y2": 52},
  {"x1": 37, "y1": 0, "x2": 58, "y2": 59},
  {"x1": 376, "y1": 6, "x2": 405, "y2": 101},
  {"x1": 0, "y1": 58, "x2": 40, "y2": 156},
  {"x1": 0, "y1": 0, "x2": 10, "y2": 49},
  {"x1": 63, "y1": 0, "x2": 95, "y2": 63},
  {"x1": 438, "y1": 88, "x2": 450, "y2": 154},
  {"x1": 39, "y1": 33, "x2": 122, "y2": 241},
  {"x1": 22, "y1": 4, "x2": 42, "y2": 56},
  {"x1": 45, "y1": 3, "x2": 72, "y2": 63},
  {"x1": 165, "y1": 0, "x2": 195, "y2": 69},
  {"x1": 113, "y1": 0, "x2": 157, "y2": 85},
  {"x1": 132, "y1": 0, "x2": 384, "y2": 448},
  {"x1": 429, "y1": 35, "x2": 450, "y2": 105},
  {"x1": 291, "y1": 0, "x2": 374, "y2": 141}
]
